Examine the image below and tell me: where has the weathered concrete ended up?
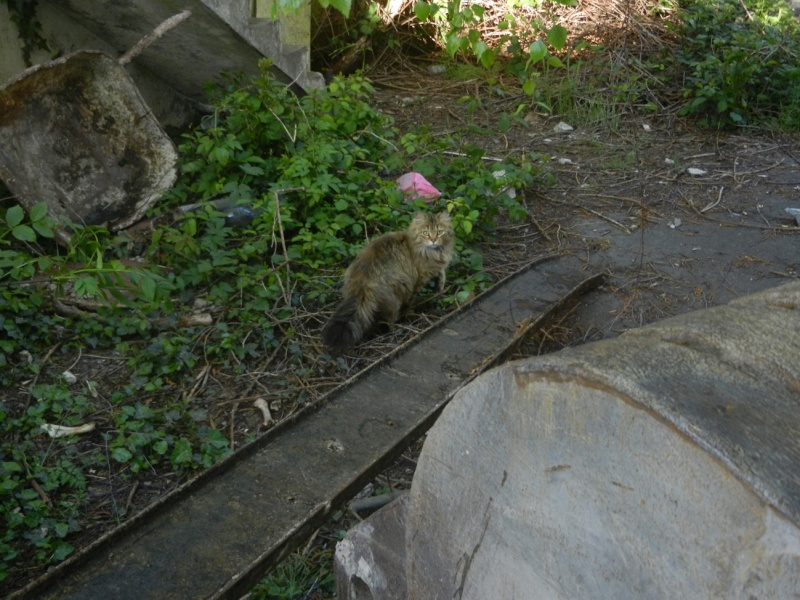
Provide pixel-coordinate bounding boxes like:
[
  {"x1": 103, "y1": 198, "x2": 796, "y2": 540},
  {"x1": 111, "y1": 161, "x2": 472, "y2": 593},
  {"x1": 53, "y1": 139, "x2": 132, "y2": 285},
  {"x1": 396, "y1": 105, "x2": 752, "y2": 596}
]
[
  {"x1": 335, "y1": 495, "x2": 410, "y2": 600},
  {"x1": 1, "y1": 1, "x2": 322, "y2": 128},
  {"x1": 0, "y1": 51, "x2": 178, "y2": 241},
  {"x1": 46, "y1": 0, "x2": 321, "y2": 98},
  {"x1": 337, "y1": 281, "x2": 800, "y2": 599}
]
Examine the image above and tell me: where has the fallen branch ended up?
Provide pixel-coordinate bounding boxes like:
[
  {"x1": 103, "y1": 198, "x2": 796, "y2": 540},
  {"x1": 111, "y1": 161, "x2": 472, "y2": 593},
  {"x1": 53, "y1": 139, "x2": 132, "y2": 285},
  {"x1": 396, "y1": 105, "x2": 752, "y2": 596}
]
[{"x1": 119, "y1": 10, "x2": 192, "y2": 65}]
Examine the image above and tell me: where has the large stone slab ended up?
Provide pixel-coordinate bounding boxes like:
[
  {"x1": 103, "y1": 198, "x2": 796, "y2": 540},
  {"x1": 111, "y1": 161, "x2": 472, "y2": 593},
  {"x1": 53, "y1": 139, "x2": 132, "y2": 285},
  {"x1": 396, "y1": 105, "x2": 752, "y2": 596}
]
[{"x1": 340, "y1": 281, "x2": 800, "y2": 599}]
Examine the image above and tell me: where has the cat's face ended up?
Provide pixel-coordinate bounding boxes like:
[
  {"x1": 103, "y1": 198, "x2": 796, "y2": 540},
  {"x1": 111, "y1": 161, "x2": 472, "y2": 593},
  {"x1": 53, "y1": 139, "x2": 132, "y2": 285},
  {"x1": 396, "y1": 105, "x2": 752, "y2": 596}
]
[{"x1": 412, "y1": 212, "x2": 453, "y2": 249}]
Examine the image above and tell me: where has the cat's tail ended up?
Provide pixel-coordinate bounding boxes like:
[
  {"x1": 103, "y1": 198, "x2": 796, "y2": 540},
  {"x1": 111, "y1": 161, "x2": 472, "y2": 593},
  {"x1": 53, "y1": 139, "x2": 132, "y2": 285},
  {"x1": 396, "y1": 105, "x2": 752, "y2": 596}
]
[{"x1": 322, "y1": 295, "x2": 374, "y2": 355}]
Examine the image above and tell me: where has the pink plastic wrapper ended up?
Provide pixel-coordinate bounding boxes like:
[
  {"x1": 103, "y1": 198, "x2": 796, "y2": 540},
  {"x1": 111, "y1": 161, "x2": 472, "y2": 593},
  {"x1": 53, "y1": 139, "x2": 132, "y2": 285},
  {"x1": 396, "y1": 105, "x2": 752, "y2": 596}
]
[{"x1": 396, "y1": 172, "x2": 441, "y2": 202}]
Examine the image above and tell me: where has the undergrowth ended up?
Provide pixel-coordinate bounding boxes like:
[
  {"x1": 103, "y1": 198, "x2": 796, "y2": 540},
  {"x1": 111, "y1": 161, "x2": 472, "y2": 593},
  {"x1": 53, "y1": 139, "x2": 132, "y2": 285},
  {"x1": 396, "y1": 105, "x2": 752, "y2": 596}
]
[
  {"x1": 0, "y1": 61, "x2": 545, "y2": 592},
  {"x1": 671, "y1": 0, "x2": 800, "y2": 128}
]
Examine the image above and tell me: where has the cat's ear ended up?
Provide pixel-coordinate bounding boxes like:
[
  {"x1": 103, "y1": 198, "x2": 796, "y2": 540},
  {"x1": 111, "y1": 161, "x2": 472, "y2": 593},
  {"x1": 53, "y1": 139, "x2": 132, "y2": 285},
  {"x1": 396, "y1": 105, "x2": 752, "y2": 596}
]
[
  {"x1": 413, "y1": 212, "x2": 426, "y2": 224},
  {"x1": 438, "y1": 211, "x2": 452, "y2": 223}
]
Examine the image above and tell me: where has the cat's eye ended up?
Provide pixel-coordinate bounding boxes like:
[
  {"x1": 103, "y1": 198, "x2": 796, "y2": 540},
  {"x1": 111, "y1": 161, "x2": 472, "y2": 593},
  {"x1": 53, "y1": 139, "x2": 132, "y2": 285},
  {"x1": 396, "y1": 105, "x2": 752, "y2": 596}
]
[
  {"x1": 436, "y1": 229, "x2": 444, "y2": 235},
  {"x1": 421, "y1": 230, "x2": 429, "y2": 236}
]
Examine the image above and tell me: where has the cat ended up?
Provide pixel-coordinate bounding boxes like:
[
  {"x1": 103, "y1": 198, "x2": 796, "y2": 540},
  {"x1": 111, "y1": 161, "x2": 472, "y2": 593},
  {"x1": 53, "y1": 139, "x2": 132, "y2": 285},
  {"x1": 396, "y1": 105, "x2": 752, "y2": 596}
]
[{"x1": 322, "y1": 211, "x2": 455, "y2": 354}]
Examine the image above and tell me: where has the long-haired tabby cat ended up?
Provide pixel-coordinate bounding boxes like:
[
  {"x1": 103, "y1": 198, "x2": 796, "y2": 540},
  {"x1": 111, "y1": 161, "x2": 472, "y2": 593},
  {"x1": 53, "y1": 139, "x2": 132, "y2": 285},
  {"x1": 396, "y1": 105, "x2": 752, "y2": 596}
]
[{"x1": 322, "y1": 212, "x2": 455, "y2": 354}]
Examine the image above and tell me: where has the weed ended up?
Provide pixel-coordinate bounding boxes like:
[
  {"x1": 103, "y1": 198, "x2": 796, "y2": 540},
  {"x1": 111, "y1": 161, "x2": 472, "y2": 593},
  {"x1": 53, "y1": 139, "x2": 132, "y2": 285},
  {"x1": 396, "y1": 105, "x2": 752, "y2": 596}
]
[
  {"x1": 671, "y1": 0, "x2": 800, "y2": 128},
  {"x1": 250, "y1": 549, "x2": 336, "y2": 599}
]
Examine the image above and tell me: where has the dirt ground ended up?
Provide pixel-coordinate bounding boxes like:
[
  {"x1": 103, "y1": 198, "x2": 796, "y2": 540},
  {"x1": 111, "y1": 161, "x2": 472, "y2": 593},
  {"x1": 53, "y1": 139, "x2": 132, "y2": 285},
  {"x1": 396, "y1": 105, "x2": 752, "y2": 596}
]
[
  {"x1": 5, "y1": 67, "x2": 800, "y2": 596},
  {"x1": 369, "y1": 69, "x2": 800, "y2": 346}
]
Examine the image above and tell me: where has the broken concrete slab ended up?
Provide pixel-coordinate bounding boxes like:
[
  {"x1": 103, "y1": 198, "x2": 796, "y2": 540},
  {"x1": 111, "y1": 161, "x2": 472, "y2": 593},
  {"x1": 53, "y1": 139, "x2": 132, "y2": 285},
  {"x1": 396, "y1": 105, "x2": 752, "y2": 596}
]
[
  {"x1": 0, "y1": 50, "x2": 178, "y2": 243},
  {"x1": 334, "y1": 494, "x2": 409, "y2": 600},
  {"x1": 338, "y1": 281, "x2": 800, "y2": 599}
]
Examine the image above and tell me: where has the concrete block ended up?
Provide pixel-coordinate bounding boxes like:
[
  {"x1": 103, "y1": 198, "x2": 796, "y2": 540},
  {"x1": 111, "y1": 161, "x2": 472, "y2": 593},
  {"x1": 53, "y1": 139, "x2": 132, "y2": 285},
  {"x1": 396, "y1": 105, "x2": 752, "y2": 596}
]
[{"x1": 335, "y1": 495, "x2": 409, "y2": 600}]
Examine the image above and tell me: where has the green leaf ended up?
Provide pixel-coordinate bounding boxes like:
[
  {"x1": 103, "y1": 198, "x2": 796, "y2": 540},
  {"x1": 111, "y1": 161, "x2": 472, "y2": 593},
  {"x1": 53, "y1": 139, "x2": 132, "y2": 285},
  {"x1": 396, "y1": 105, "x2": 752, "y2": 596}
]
[
  {"x1": 139, "y1": 275, "x2": 157, "y2": 302},
  {"x1": 522, "y1": 79, "x2": 536, "y2": 96},
  {"x1": 1, "y1": 461, "x2": 23, "y2": 473},
  {"x1": 209, "y1": 146, "x2": 230, "y2": 165},
  {"x1": 51, "y1": 542, "x2": 74, "y2": 562},
  {"x1": 729, "y1": 111, "x2": 744, "y2": 124},
  {"x1": 326, "y1": 0, "x2": 351, "y2": 17},
  {"x1": 547, "y1": 25, "x2": 568, "y2": 50},
  {"x1": 414, "y1": 1, "x2": 430, "y2": 20},
  {"x1": 53, "y1": 522, "x2": 70, "y2": 538},
  {"x1": 73, "y1": 276, "x2": 100, "y2": 298},
  {"x1": 446, "y1": 33, "x2": 467, "y2": 58},
  {"x1": 33, "y1": 222, "x2": 54, "y2": 238},
  {"x1": 111, "y1": 447, "x2": 133, "y2": 462},
  {"x1": 498, "y1": 114, "x2": 511, "y2": 133},
  {"x1": 0, "y1": 478, "x2": 19, "y2": 491},
  {"x1": 472, "y1": 40, "x2": 488, "y2": 61},
  {"x1": 11, "y1": 224, "x2": 36, "y2": 242},
  {"x1": 528, "y1": 40, "x2": 548, "y2": 64},
  {"x1": 240, "y1": 163, "x2": 265, "y2": 176},
  {"x1": 5, "y1": 205, "x2": 24, "y2": 228},
  {"x1": 479, "y1": 48, "x2": 495, "y2": 69},
  {"x1": 29, "y1": 203, "x2": 49, "y2": 222},
  {"x1": 171, "y1": 439, "x2": 193, "y2": 464}
]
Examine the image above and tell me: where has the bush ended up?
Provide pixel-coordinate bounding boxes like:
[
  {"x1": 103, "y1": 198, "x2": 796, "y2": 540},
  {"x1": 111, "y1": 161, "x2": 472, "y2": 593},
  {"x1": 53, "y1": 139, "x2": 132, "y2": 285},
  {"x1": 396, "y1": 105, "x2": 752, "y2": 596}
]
[{"x1": 673, "y1": 0, "x2": 800, "y2": 128}]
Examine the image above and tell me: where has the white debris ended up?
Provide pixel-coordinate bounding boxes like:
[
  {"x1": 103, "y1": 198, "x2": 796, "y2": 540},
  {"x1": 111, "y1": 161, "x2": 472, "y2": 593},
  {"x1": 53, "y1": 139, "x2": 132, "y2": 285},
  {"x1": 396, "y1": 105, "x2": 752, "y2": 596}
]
[
  {"x1": 41, "y1": 422, "x2": 95, "y2": 438},
  {"x1": 642, "y1": 123, "x2": 651, "y2": 132},
  {"x1": 664, "y1": 158, "x2": 675, "y2": 166},
  {"x1": 686, "y1": 168, "x2": 707, "y2": 176},
  {"x1": 668, "y1": 218, "x2": 682, "y2": 229},
  {"x1": 62, "y1": 370, "x2": 78, "y2": 384},
  {"x1": 253, "y1": 397, "x2": 273, "y2": 426},
  {"x1": 553, "y1": 121, "x2": 573, "y2": 133},
  {"x1": 786, "y1": 208, "x2": 800, "y2": 226},
  {"x1": 557, "y1": 157, "x2": 573, "y2": 165}
]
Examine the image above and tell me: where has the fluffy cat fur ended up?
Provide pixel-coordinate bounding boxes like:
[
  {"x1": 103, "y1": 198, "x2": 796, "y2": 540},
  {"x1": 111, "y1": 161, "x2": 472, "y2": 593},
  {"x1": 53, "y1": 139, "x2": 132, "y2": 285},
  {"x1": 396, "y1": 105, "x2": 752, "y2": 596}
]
[{"x1": 322, "y1": 212, "x2": 455, "y2": 354}]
